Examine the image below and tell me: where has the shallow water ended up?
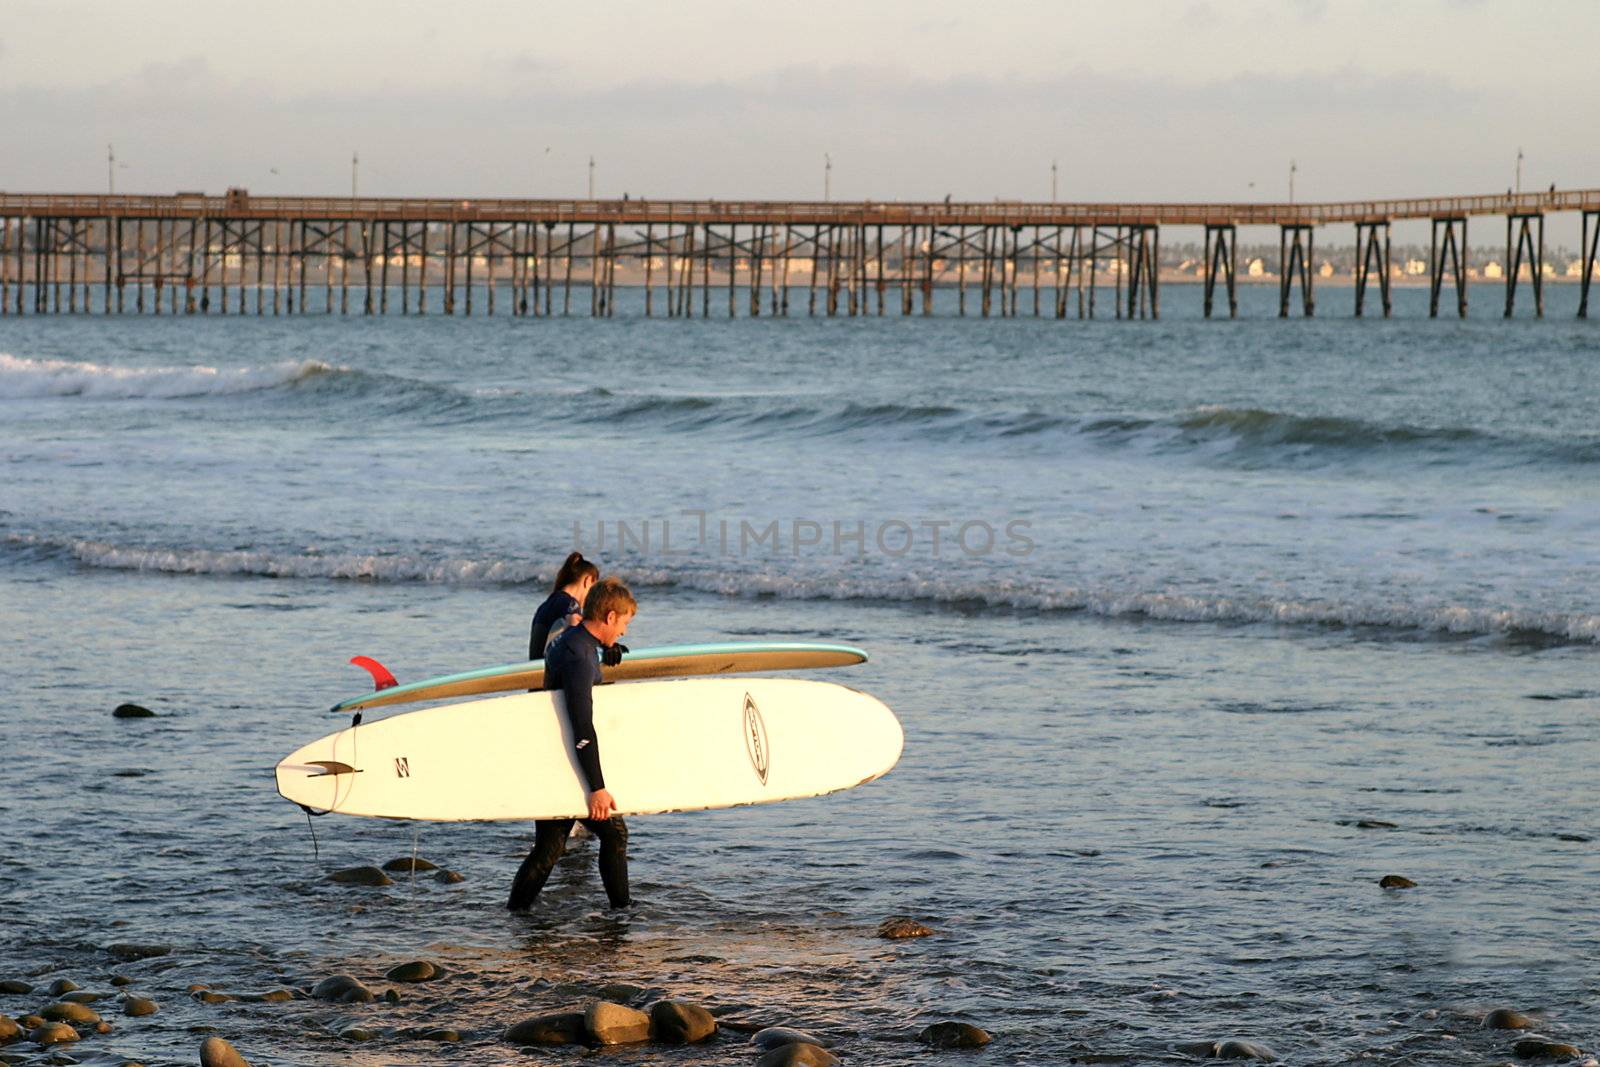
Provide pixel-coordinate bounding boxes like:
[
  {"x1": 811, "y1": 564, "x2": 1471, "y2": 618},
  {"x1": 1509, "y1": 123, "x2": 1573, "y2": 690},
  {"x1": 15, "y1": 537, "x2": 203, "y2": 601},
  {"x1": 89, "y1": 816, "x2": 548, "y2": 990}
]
[{"x1": 2, "y1": 283, "x2": 1597, "y2": 1065}]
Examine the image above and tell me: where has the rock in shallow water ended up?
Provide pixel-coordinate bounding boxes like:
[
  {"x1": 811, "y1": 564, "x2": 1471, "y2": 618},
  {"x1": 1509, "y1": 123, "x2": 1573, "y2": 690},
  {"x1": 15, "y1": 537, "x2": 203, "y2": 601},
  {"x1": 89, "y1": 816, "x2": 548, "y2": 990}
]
[
  {"x1": 757, "y1": 1042, "x2": 839, "y2": 1067},
  {"x1": 45, "y1": 981, "x2": 78, "y2": 997},
  {"x1": 585, "y1": 1001, "x2": 651, "y2": 1045},
  {"x1": 0, "y1": 981, "x2": 33, "y2": 995},
  {"x1": 310, "y1": 976, "x2": 374, "y2": 1004},
  {"x1": 1513, "y1": 1037, "x2": 1582, "y2": 1061},
  {"x1": 112, "y1": 703, "x2": 156, "y2": 718},
  {"x1": 329, "y1": 866, "x2": 393, "y2": 887},
  {"x1": 0, "y1": 1014, "x2": 19, "y2": 1042},
  {"x1": 1178, "y1": 1039, "x2": 1279, "y2": 1061},
  {"x1": 107, "y1": 943, "x2": 170, "y2": 962},
  {"x1": 752, "y1": 1026, "x2": 829, "y2": 1050},
  {"x1": 435, "y1": 869, "x2": 466, "y2": 884},
  {"x1": 382, "y1": 856, "x2": 438, "y2": 872},
  {"x1": 877, "y1": 916, "x2": 935, "y2": 939},
  {"x1": 122, "y1": 997, "x2": 158, "y2": 1018},
  {"x1": 29, "y1": 1022, "x2": 79, "y2": 1046},
  {"x1": 650, "y1": 1000, "x2": 717, "y2": 1044},
  {"x1": 339, "y1": 1027, "x2": 378, "y2": 1042},
  {"x1": 920, "y1": 1021, "x2": 993, "y2": 1048},
  {"x1": 40, "y1": 1003, "x2": 98, "y2": 1025},
  {"x1": 384, "y1": 961, "x2": 437, "y2": 983},
  {"x1": 199, "y1": 1036, "x2": 252, "y2": 1067},
  {"x1": 1379, "y1": 875, "x2": 1418, "y2": 889},
  {"x1": 1487, "y1": 1008, "x2": 1534, "y2": 1030},
  {"x1": 504, "y1": 1011, "x2": 585, "y2": 1046}
]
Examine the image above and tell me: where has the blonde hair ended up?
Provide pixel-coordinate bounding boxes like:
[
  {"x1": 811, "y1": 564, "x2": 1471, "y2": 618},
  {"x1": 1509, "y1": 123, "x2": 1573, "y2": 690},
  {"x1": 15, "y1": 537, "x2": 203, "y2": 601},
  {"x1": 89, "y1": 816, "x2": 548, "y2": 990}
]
[{"x1": 582, "y1": 576, "x2": 637, "y2": 621}]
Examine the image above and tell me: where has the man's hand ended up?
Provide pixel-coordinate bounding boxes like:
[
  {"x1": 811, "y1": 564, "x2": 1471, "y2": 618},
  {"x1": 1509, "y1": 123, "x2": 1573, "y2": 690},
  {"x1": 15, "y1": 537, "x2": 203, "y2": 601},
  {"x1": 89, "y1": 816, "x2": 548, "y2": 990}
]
[
  {"x1": 588, "y1": 788, "x2": 616, "y2": 821},
  {"x1": 601, "y1": 642, "x2": 629, "y2": 668}
]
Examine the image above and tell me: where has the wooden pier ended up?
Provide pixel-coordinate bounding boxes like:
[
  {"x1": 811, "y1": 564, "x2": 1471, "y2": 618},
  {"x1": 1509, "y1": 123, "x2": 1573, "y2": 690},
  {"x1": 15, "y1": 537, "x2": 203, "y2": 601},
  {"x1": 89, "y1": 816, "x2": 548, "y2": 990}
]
[{"x1": 2, "y1": 187, "x2": 1598, "y2": 320}]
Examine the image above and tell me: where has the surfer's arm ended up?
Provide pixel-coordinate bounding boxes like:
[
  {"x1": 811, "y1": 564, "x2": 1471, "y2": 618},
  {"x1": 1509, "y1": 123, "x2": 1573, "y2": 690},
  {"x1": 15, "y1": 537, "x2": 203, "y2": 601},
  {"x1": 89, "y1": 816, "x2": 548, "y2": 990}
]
[{"x1": 562, "y1": 669, "x2": 606, "y2": 792}]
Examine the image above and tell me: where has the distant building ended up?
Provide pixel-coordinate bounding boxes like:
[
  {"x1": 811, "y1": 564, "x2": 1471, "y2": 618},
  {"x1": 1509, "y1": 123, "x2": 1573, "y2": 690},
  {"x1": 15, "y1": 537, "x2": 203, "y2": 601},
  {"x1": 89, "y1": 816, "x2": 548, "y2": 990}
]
[
  {"x1": 1404, "y1": 259, "x2": 1427, "y2": 276},
  {"x1": 1484, "y1": 261, "x2": 1504, "y2": 279},
  {"x1": 1247, "y1": 258, "x2": 1265, "y2": 277},
  {"x1": 1318, "y1": 261, "x2": 1335, "y2": 278}
]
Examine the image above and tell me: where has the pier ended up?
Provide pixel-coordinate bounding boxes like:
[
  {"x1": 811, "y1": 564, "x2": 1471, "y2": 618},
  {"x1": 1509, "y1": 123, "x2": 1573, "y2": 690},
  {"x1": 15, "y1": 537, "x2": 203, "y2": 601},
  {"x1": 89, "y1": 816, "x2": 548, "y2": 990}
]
[{"x1": 2, "y1": 188, "x2": 1598, "y2": 320}]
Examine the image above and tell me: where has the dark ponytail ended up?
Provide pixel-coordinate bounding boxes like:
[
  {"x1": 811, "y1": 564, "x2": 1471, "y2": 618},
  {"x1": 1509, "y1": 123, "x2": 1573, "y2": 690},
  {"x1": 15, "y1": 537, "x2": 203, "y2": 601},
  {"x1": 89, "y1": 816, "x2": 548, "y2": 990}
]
[{"x1": 552, "y1": 551, "x2": 599, "y2": 593}]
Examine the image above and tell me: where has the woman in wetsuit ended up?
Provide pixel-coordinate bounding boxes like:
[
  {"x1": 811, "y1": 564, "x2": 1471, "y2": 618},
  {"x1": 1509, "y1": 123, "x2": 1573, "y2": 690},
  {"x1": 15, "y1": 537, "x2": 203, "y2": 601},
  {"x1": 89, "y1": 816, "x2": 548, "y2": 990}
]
[{"x1": 529, "y1": 552, "x2": 599, "y2": 659}]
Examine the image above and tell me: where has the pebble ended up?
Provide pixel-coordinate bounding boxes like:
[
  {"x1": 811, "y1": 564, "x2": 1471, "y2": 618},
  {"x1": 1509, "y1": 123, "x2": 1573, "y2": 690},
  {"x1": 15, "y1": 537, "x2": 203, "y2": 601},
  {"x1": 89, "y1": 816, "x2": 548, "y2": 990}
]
[
  {"x1": 598, "y1": 982, "x2": 648, "y2": 1004},
  {"x1": 436, "y1": 870, "x2": 466, "y2": 884},
  {"x1": 503, "y1": 1011, "x2": 586, "y2": 1046},
  {"x1": 1514, "y1": 1038, "x2": 1582, "y2": 1061},
  {"x1": 650, "y1": 1000, "x2": 717, "y2": 1044},
  {"x1": 28, "y1": 1023, "x2": 79, "y2": 1047},
  {"x1": 94, "y1": 1020, "x2": 112, "y2": 1034},
  {"x1": 112, "y1": 703, "x2": 156, "y2": 718},
  {"x1": 198, "y1": 1036, "x2": 252, "y2": 1067},
  {"x1": 920, "y1": 1021, "x2": 992, "y2": 1048},
  {"x1": 107, "y1": 944, "x2": 170, "y2": 962},
  {"x1": 108, "y1": 976, "x2": 133, "y2": 988},
  {"x1": 122, "y1": 998, "x2": 158, "y2": 1018},
  {"x1": 878, "y1": 916, "x2": 935, "y2": 939},
  {"x1": 234, "y1": 990, "x2": 296, "y2": 1003},
  {"x1": 18, "y1": 1015, "x2": 44, "y2": 1030},
  {"x1": 1487, "y1": 1009, "x2": 1534, "y2": 1030},
  {"x1": 60, "y1": 991, "x2": 104, "y2": 1004},
  {"x1": 310, "y1": 976, "x2": 374, "y2": 1004},
  {"x1": 1379, "y1": 875, "x2": 1418, "y2": 889},
  {"x1": 382, "y1": 857, "x2": 438, "y2": 872},
  {"x1": 191, "y1": 991, "x2": 234, "y2": 1005},
  {"x1": 45, "y1": 981, "x2": 78, "y2": 997},
  {"x1": 0, "y1": 1015, "x2": 17, "y2": 1042},
  {"x1": 339, "y1": 1027, "x2": 378, "y2": 1042},
  {"x1": 1177, "y1": 1039, "x2": 1279, "y2": 1060},
  {"x1": 328, "y1": 866, "x2": 393, "y2": 887},
  {"x1": 41, "y1": 1004, "x2": 98, "y2": 1026},
  {"x1": 0, "y1": 982, "x2": 33, "y2": 995},
  {"x1": 757, "y1": 1043, "x2": 839, "y2": 1067},
  {"x1": 397, "y1": 1026, "x2": 460, "y2": 1041},
  {"x1": 585, "y1": 1001, "x2": 651, "y2": 1045},
  {"x1": 753, "y1": 1026, "x2": 830, "y2": 1050},
  {"x1": 384, "y1": 961, "x2": 437, "y2": 983}
]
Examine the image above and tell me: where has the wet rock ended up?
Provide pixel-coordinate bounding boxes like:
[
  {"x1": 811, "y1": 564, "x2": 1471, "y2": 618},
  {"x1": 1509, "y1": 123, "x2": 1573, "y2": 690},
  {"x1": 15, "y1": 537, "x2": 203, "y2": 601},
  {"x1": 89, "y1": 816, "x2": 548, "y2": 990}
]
[
  {"x1": 397, "y1": 1026, "x2": 460, "y2": 1041},
  {"x1": 382, "y1": 857, "x2": 438, "y2": 872},
  {"x1": 94, "y1": 1020, "x2": 113, "y2": 1034},
  {"x1": 328, "y1": 866, "x2": 393, "y2": 887},
  {"x1": 185, "y1": 984, "x2": 210, "y2": 994},
  {"x1": 310, "y1": 976, "x2": 374, "y2": 1004},
  {"x1": 0, "y1": 982, "x2": 32, "y2": 995},
  {"x1": 1487, "y1": 1008, "x2": 1534, "y2": 1030},
  {"x1": 757, "y1": 1042, "x2": 839, "y2": 1067},
  {"x1": 198, "y1": 1036, "x2": 252, "y2": 1067},
  {"x1": 122, "y1": 997, "x2": 158, "y2": 1018},
  {"x1": 107, "y1": 944, "x2": 170, "y2": 962},
  {"x1": 41, "y1": 1004, "x2": 98, "y2": 1026},
  {"x1": 1513, "y1": 1037, "x2": 1582, "y2": 1061},
  {"x1": 108, "y1": 976, "x2": 133, "y2": 988},
  {"x1": 920, "y1": 1021, "x2": 993, "y2": 1048},
  {"x1": 112, "y1": 703, "x2": 155, "y2": 718},
  {"x1": 878, "y1": 916, "x2": 934, "y2": 939},
  {"x1": 1379, "y1": 875, "x2": 1418, "y2": 889},
  {"x1": 0, "y1": 1015, "x2": 18, "y2": 1042},
  {"x1": 233, "y1": 989, "x2": 295, "y2": 1003},
  {"x1": 339, "y1": 1027, "x2": 378, "y2": 1042},
  {"x1": 585, "y1": 1001, "x2": 651, "y2": 1045},
  {"x1": 60, "y1": 992, "x2": 104, "y2": 1004},
  {"x1": 45, "y1": 981, "x2": 78, "y2": 997},
  {"x1": 598, "y1": 982, "x2": 648, "y2": 1004},
  {"x1": 1215, "y1": 1040, "x2": 1279, "y2": 1060},
  {"x1": 29, "y1": 1023, "x2": 79, "y2": 1047},
  {"x1": 18, "y1": 1015, "x2": 44, "y2": 1030},
  {"x1": 191, "y1": 991, "x2": 234, "y2": 1005},
  {"x1": 753, "y1": 1026, "x2": 829, "y2": 1050},
  {"x1": 384, "y1": 961, "x2": 437, "y2": 983},
  {"x1": 504, "y1": 1011, "x2": 585, "y2": 1046},
  {"x1": 436, "y1": 870, "x2": 466, "y2": 884},
  {"x1": 650, "y1": 1000, "x2": 717, "y2": 1044}
]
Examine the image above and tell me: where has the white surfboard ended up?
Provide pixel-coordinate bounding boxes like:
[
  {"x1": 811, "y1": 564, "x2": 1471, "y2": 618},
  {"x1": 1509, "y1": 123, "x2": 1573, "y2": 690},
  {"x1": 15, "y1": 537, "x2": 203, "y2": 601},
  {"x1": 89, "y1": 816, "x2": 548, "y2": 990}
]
[{"x1": 277, "y1": 677, "x2": 902, "y2": 821}]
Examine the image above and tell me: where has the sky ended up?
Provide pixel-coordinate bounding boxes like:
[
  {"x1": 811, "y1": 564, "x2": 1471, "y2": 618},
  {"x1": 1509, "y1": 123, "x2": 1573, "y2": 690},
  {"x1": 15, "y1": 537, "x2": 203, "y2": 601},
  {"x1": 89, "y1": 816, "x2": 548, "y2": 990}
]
[{"x1": 1, "y1": 0, "x2": 1596, "y2": 214}]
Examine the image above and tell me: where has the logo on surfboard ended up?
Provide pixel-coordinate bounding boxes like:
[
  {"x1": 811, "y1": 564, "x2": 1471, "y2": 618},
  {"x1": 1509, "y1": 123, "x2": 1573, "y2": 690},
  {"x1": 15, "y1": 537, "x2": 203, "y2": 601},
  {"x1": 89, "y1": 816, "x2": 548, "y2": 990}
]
[{"x1": 742, "y1": 693, "x2": 770, "y2": 786}]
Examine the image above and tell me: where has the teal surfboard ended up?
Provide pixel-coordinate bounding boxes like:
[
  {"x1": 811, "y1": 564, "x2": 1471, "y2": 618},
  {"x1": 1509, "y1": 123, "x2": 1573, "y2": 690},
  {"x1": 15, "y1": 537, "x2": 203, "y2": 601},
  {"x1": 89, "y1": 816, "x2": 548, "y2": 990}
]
[{"x1": 331, "y1": 641, "x2": 868, "y2": 715}]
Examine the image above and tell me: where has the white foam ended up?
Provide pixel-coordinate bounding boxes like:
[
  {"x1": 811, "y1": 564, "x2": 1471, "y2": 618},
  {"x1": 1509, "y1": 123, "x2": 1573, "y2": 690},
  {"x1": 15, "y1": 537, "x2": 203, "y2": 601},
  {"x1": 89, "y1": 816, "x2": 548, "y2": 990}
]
[{"x1": 0, "y1": 353, "x2": 334, "y2": 399}]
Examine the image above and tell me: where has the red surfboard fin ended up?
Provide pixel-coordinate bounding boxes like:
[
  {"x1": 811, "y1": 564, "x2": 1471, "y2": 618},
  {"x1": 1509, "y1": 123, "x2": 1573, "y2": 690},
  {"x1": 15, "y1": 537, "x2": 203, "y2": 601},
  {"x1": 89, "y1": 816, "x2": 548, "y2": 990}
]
[{"x1": 349, "y1": 655, "x2": 398, "y2": 691}]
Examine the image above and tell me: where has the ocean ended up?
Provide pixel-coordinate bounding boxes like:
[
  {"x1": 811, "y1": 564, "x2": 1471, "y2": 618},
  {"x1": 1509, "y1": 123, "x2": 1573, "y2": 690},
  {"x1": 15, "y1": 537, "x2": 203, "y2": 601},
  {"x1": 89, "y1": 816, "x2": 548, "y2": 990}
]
[{"x1": 2, "y1": 282, "x2": 1596, "y2": 1065}]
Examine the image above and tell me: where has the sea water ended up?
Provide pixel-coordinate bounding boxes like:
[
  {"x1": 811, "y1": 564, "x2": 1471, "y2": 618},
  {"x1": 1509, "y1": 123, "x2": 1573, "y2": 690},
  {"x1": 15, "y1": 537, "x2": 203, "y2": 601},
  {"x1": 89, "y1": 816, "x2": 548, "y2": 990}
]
[{"x1": 2, "y1": 284, "x2": 1596, "y2": 1064}]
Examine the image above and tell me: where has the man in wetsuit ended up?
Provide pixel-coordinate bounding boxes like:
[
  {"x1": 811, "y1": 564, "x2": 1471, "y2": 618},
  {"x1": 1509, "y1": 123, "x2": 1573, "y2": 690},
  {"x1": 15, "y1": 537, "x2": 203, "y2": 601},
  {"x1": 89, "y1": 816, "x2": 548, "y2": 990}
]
[{"x1": 507, "y1": 577, "x2": 636, "y2": 910}]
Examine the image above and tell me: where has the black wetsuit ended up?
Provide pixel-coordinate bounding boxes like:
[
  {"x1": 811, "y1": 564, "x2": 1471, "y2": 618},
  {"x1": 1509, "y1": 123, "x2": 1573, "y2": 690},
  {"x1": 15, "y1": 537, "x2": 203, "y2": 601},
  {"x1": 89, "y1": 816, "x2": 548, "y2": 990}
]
[
  {"x1": 528, "y1": 590, "x2": 580, "y2": 660},
  {"x1": 507, "y1": 623, "x2": 630, "y2": 910}
]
